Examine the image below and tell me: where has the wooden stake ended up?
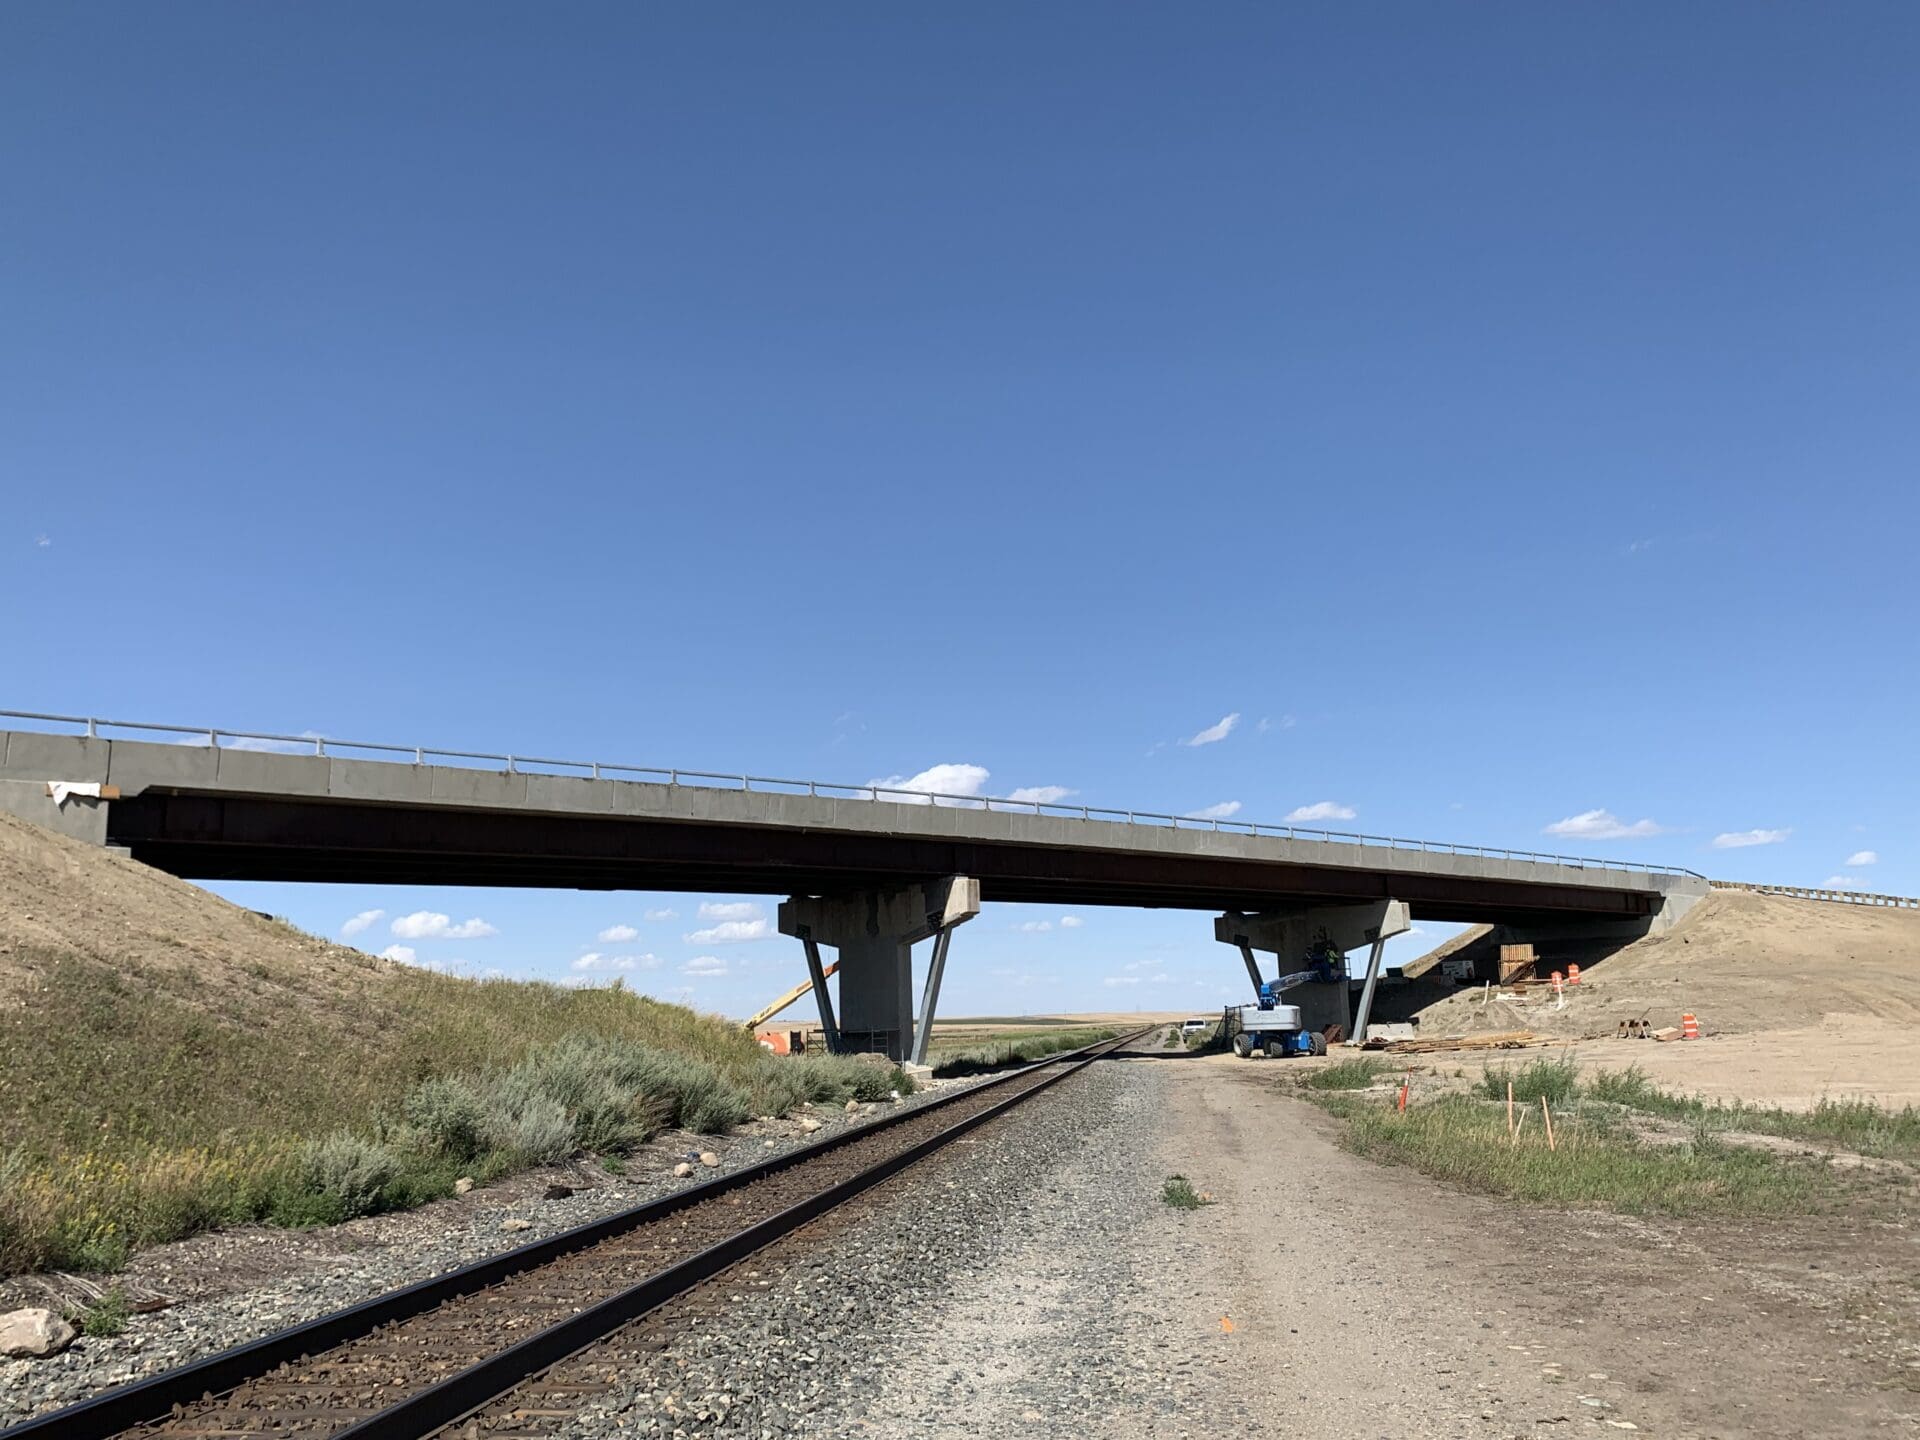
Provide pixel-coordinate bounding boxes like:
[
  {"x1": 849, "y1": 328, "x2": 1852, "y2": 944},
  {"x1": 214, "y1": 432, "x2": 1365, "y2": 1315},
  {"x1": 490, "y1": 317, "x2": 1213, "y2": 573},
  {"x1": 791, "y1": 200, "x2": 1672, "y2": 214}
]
[
  {"x1": 1540, "y1": 1095, "x2": 1556, "y2": 1151},
  {"x1": 1507, "y1": 1080, "x2": 1515, "y2": 1141}
]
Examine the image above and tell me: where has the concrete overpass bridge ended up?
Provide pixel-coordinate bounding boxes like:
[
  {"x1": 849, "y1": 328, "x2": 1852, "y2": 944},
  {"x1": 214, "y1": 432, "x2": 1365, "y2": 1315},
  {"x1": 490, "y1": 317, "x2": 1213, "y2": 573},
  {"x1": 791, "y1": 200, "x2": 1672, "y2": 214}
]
[{"x1": 0, "y1": 712, "x2": 1707, "y2": 1061}]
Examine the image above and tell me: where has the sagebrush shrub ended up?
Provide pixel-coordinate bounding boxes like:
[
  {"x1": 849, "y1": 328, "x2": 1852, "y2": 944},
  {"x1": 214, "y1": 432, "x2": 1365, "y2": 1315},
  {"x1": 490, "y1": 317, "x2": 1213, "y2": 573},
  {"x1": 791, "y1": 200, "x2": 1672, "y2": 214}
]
[
  {"x1": 403, "y1": 1077, "x2": 488, "y2": 1160},
  {"x1": 298, "y1": 1132, "x2": 397, "y2": 1219}
]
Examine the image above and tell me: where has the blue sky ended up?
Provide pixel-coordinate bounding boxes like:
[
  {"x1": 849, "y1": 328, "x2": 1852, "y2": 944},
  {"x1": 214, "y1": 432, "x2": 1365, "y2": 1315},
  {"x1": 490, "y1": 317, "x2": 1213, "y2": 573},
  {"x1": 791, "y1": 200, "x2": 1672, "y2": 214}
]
[{"x1": 4, "y1": 5, "x2": 1914, "y2": 1019}]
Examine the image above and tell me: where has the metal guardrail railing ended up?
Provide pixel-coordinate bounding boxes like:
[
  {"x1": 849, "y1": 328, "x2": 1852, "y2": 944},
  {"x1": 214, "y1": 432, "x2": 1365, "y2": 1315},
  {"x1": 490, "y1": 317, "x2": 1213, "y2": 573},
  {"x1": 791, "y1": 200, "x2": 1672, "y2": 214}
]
[
  {"x1": 1709, "y1": 880, "x2": 1917, "y2": 909},
  {"x1": 0, "y1": 709, "x2": 1705, "y2": 880}
]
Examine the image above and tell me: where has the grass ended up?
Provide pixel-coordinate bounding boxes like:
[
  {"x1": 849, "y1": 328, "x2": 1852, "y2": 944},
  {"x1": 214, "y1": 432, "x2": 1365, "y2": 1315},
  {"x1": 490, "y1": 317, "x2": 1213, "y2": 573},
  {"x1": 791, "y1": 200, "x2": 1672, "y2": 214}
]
[
  {"x1": 1160, "y1": 1174, "x2": 1212, "y2": 1210},
  {"x1": 1300, "y1": 1057, "x2": 1392, "y2": 1091},
  {"x1": 1306, "y1": 1059, "x2": 1916, "y2": 1217},
  {"x1": 1318, "y1": 1092, "x2": 1832, "y2": 1216},
  {"x1": 1181, "y1": 1021, "x2": 1223, "y2": 1051},
  {"x1": 1479, "y1": 1056, "x2": 1580, "y2": 1106},
  {"x1": 1586, "y1": 1065, "x2": 1920, "y2": 1164},
  {"x1": 0, "y1": 950, "x2": 910, "y2": 1278},
  {"x1": 76, "y1": 1286, "x2": 131, "y2": 1338},
  {"x1": 930, "y1": 1026, "x2": 1117, "y2": 1077}
]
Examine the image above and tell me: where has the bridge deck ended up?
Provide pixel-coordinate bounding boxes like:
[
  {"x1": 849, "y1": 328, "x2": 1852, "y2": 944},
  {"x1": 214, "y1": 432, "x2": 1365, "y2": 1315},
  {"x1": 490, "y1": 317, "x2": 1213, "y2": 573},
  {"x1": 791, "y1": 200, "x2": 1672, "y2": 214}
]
[{"x1": 0, "y1": 728, "x2": 1704, "y2": 924}]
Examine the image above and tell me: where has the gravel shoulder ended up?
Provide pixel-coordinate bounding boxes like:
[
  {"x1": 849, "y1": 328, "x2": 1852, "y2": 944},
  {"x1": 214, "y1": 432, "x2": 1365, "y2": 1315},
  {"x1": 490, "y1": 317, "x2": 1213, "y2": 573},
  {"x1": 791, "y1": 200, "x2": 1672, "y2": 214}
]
[{"x1": 816, "y1": 1051, "x2": 1920, "y2": 1439}]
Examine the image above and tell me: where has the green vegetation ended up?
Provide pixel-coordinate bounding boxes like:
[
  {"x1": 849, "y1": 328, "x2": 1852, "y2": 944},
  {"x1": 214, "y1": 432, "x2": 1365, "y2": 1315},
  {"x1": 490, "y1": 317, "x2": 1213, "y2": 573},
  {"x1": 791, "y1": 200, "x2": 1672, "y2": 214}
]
[
  {"x1": 1160, "y1": 1174, "x2": 1212, "y2": 1210},
  {"x1": 1478, "y1": 1056, "x2": 1580, "y2": 1106},
  {"x1": 1305, "y1": 1059, "x2": 1918, "y2": 1217},
  {"x1": 1318, "y1": 1092, "x2": 1828, "y2": 1216},
  {"x1": 1181, "y1": 1020, "x2": 1223, "y2": 1051},
  {"x1": 76, "y1": 1286, "x2": 132, "y2": 1339},
  {"x1": 930, "y1": 1026, "x2": 1117, "y2": 1077},
  {"x1": 1586, "y1": 1065, "x2": 1920, "y2": 1164},
  {"x1": 0, "y1": 950, "x2": 910, "y2": 1278},
  {"x1": 1300, "y1": 1056, "x2": 1392, "y2": 1091}
]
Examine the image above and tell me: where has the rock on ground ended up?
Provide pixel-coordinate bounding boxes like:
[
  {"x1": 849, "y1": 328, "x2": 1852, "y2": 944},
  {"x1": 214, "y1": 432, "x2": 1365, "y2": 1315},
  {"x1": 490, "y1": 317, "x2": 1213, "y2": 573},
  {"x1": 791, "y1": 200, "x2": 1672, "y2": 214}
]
[{"x1": 0, "y1": 1310, "x2": 75, "y2": 1361}]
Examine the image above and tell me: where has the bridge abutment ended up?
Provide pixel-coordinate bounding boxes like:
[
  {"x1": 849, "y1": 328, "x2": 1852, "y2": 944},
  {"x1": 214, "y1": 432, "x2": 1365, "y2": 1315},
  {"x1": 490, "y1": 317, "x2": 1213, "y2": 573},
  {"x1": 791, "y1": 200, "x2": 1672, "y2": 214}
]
[{"x1": 778, "y1": 876, "x2": 980, "y2": 1062}]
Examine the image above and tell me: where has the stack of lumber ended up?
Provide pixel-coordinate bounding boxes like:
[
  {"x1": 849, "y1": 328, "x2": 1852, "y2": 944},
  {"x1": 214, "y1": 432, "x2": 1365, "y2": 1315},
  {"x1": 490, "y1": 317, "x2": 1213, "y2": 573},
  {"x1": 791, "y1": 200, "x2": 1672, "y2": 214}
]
[
  {"x1": 1359, "y1": 1029, "x2": 1538, "y2": 1055},
  {"x1": 1498, "y1": 943, "x2": 1536, "y2": 984}
]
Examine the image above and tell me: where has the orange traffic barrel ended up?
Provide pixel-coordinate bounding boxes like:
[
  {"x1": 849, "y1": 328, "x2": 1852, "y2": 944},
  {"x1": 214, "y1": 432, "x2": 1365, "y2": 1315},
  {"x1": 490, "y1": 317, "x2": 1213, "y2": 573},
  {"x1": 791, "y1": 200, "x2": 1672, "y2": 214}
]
[
  {"x1": 1681, "y1": 1012, "x2": 1699, "y2": 1040},
  {"x1": 1566, "y1": 963, "x2": 1581, "y2": 985}
]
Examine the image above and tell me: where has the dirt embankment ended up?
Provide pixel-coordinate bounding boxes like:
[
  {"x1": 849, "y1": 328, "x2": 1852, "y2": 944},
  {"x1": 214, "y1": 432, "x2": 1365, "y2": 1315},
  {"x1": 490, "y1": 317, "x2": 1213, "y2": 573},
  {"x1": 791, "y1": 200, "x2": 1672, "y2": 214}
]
[
  {"x1": 1409, "y1": 888, "x2": 1920, "y2": 1041},
  {"x1": 0, "y1": 812, "x2": 393, "y2": 1006}
]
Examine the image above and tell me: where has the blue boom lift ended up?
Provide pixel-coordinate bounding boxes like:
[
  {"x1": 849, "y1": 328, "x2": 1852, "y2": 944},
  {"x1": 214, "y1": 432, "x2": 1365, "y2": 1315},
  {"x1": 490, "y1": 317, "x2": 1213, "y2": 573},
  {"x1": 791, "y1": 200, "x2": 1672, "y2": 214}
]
[{"x1": 1228, "y1": 938, "x2": 1341, "y2": 1058}]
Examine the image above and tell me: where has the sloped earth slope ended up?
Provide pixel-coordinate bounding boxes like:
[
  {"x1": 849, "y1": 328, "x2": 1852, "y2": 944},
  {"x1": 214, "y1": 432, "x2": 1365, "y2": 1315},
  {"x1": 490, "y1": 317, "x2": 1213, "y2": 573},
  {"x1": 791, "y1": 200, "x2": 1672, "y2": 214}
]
[
  {"x1": 1409, "y1": 889, "x2": 1920, "y2": 1040},
  {"x1": 0, "y1": 811, "x2": 813, "y2": 1157}
]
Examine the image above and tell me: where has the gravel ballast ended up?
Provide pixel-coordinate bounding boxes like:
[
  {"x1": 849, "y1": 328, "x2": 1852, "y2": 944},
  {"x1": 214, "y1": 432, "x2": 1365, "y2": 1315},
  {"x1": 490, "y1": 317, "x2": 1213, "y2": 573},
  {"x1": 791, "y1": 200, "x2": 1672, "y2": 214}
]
[{"x1": 512, "y1": 1051, "x2": 1169, "y2": 1439}]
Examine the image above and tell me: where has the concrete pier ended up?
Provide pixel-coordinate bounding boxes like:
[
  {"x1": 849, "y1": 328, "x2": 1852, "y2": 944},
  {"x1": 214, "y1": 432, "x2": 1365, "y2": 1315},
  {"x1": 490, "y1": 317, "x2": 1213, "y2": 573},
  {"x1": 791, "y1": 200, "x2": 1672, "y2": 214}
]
[
  {"x1": 778, "y1": 877, "x2": 980, "y2": 1060},
  {"x1": 1216, "y1": 900, "x2": 1413, "y2": 1036}
]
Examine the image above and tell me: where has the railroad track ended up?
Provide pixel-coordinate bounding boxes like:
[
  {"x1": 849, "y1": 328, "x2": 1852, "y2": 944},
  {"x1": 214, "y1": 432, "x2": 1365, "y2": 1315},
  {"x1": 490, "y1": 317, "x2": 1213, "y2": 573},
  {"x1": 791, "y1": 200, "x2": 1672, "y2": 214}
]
[{"x1": 13, "y1": 1030, "x2": 1146, "y2": 1440}]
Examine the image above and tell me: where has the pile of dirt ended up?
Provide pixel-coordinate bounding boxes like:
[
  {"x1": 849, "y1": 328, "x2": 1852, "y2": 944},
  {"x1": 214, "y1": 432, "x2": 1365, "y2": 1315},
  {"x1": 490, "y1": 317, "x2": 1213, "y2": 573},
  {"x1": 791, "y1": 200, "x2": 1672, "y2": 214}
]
[{"x1": 1408, "y1": 889, "x2": 1920, "y2": 1040}]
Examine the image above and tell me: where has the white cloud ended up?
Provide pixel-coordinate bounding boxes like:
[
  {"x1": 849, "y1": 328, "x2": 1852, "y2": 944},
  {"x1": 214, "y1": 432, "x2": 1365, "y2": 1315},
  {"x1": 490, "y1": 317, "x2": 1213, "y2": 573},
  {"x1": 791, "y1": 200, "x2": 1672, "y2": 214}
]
[
  {"x1": 1122, "y1": 958, "x2": 1158, "y2": 971},
  {"x1": 697, "y1": 901, "x2": 763, "y2": 922},
  {"x1": 1712, "y1": 828, "x2": 1791, "y2": 850},
  {"x1": 865, "y1": 763, "x2": 991, "y2": 805},
  {"x1": 1184, "y1": 801, "x2": 1242, "y2": 820},
  {"x1": 682, "y1": 955, "x2": 728, "y2": 977},
  {"x1": 1007, "y1": 785, "x2": 1076, "y2": 806},
  {"x1": 391, "y1": 911, "x2": 498, "y2": 940},
  {"x1": 684, "y1": 918, "x2": 774, "y2": 944},
  {"x1": 1824, "y1": 876, "x2": 1860, "y2": 889},
  {"x1": 596, "y1": 923, "x2": 639, "y2": 943},
  {"x1": 1059, "y1": 915, "x2": 1084, "y2": 929},
  {"x1": 573, "y1": 951, "x2": 660, "y2": 972},
  {"x1": 34, "y1": 534, "x2": 51, "y2": 548},
  {"x1": 224, "y1": 729, "x2": 327, "y2": 755},
  {"x1": 379, "y1": 944, "x2": 417, "y2": 964},
  {"x1": 1182, "y1": 713, "x2": 1240, "y2": 747},
  {"x1": 340, "y1": 908, "x2": 385, "y2": 937},
  {"x1": 1256, "y1": 715, "x2": 1297, "y2": 734},
  {"x1": 1846, "y1": 850, "x2": 1879, "y2": 867},
  {"x1": 1015, "y1": 920, "x2": 1053, "y2": 933},
  {"x1": 644, "y1": 908, "x2": 679, "y2": 922},
  {"x1": 1286, "y1": 801, "x2": 1357, "y2": 823},
  {"x1": 1543, "y1": 809, "x2": 1667, "y2": 841},
  {"x1": 1102, "y1": 975, "x2": 1142, "y2": 986}
]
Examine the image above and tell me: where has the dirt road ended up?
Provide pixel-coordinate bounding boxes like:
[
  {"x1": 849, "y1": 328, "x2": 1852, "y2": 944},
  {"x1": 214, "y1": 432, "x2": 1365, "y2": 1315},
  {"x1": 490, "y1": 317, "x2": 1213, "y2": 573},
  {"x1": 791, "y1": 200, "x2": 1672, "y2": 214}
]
[{"x1": 851, "y1": 1050, "x2": 1920, "y2": 1438}]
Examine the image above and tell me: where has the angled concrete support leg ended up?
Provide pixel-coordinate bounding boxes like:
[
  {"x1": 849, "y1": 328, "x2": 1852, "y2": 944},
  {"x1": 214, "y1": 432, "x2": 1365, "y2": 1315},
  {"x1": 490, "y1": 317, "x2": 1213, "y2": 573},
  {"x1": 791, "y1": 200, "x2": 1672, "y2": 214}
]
[
  {"x1": 1351, "y1": 936, "x2": 1389, "y2": 1043},
  {"x1": 779, "y1": 877, "x2": 980, "y2": 1061},
  {"x1": 1236, "y1": 942, "x2": 1265, "y2": 1000},
  {"x1": 909, "y1": 924, "x2": 955, "y2": 1068},
  {"x1": 1215, "y1": 900, "x2": 1411, "y2": 1037},
  {"x1": 796, "y1": 928, "x2": 841, "y2": 1053}
]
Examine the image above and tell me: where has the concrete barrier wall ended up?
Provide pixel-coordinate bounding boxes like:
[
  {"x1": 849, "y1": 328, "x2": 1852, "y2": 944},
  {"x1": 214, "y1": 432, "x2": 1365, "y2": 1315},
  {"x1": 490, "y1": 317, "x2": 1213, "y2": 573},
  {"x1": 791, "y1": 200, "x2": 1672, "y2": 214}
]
[
  {"x1": 1710, "y1": 879, "x2": 1918, "y2": 909},
  {"x1": 0, "y1": 732, "x2": 110, "y2": 843}
]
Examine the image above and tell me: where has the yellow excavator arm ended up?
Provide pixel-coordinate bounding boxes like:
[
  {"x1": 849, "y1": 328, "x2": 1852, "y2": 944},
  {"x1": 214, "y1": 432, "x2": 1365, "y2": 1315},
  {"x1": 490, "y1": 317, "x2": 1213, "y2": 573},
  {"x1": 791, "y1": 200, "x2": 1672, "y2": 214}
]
[{"x1": 744, "y1": 961, "x2": 838, "y2": 1030}]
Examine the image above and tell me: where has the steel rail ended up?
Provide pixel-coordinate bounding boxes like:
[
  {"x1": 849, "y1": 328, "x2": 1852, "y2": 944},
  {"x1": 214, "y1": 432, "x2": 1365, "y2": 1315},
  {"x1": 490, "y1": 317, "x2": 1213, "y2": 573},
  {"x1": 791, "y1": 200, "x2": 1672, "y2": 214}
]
[
  {"x1": 0, "y1": 709, "x2": 1704, "y2": 879},
  {"x1": 8, "y1": 1032, "x2": 1145, "y2": 1440}
]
